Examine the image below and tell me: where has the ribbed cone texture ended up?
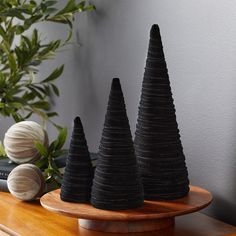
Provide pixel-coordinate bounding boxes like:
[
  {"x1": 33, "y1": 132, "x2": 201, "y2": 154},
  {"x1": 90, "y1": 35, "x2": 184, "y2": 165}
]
[
  {"x1": 91, "y1": 78, "x2": 144, "y2": 210},
  {"x1": 134, "y1": 25, "x2": 189, "y2": 200},
  {"x1": 60, "y1": 117, "x2": 93, "y2": 203}
]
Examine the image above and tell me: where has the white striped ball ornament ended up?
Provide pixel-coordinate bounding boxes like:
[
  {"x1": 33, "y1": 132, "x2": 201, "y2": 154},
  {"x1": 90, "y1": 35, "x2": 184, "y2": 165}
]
[
  {"x1": 4, "y1": 121, "x2": 48, "y2": 164},
  {"x1": 7, "y1": 164, "x2": 45, "y2": 201}
]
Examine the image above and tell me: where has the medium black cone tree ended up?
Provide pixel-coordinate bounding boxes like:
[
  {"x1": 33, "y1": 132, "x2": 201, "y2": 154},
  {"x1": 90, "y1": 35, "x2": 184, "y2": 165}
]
[
  {"x1": 134, "y1": 24, "x2": 189, "y2": 200},
  {"x1": 60, "y1": 117, "x2": 93, "y2": 203},
  {"x1": 91, "y1": 78, "x2": 143, "y2": 210}
]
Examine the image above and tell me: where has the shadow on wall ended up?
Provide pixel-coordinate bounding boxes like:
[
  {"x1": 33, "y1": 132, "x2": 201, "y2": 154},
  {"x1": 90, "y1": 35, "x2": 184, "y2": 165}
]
[
  {"x1": 202, "y1": 109, "x2": 236, "y2": 226},
  {"x1": 213, "y1": 95, "x2": 236, "y2": 226},
  {"x1": 209, "y1": 195, "x2": 236, "y2": 226}
]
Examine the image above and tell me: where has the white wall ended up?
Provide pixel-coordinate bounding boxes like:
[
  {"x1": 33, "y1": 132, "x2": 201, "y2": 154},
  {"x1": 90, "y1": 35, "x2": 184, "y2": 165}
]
[{"x1": 1, "y1": 0, "x2": 236, "y2": 225}]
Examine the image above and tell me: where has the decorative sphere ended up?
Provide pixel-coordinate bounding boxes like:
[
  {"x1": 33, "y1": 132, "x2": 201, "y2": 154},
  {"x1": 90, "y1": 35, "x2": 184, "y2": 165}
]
[
  {"x1": 7, "y1": 164, "x2": 45, "y2": 201},
  {"x1": 4, "y1": 121, "x2": 48, "y2": 164}
]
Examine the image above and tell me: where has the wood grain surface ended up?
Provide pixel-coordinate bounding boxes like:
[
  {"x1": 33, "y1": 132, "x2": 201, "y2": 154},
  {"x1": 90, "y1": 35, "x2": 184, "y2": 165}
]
[
  {"x1": 0, "y1": 224, "x2": 19, "y2": 236},
  {"x1": 0, "y1": 191, "x2": 235, "y2": 235},
  {"x1": 40, "y1": 185, "x2": 213, "y2": 221},
  {"x1": 0, "y1": 192, "x2": 78, "y2": 236}
]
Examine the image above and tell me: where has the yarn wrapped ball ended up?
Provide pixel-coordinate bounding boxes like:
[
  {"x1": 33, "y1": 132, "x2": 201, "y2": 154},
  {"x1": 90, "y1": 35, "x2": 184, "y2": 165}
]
[
  {"x1": 4, "y1": 121, "x2": 48, "y2": 164},
  {"x1": 7, "y1": 164, "x2": 46, "y2": 201}
]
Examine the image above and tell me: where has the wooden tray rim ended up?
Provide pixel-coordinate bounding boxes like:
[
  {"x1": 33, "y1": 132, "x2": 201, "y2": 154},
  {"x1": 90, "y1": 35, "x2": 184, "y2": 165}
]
[{"x1": 40, "y1": 185, "x2": 213, "y2": 221}]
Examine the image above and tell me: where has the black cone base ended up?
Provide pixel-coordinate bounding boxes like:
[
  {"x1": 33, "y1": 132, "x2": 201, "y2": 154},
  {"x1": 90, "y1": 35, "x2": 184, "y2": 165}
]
[
  {"x1": 91, "y1": 78, "x2": 144, "y2": 210},
  {"x1": 60, "y1": 117, "x2": 93, "y2": 203},
  {"x1": 134, "y1": 24, "x2": 189, "y2": 200}
]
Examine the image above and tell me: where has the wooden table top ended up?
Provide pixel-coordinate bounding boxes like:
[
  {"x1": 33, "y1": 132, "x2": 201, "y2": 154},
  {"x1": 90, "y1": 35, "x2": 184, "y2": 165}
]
[{"x1": 0, "y1": 191, "x2": 235, "y2": 236}]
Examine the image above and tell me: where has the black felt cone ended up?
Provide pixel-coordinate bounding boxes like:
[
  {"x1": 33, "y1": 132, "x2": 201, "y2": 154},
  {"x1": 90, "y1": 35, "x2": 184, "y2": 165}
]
[
  {"x1": 60, "y1": 117, "x2": 93, "y2": 203},
  {"x1": 134, "y1": 24, "x2": 190, "y2": 200},
  {"x1": 91, "y1": 78, "x2": 144, "y2": 210}
]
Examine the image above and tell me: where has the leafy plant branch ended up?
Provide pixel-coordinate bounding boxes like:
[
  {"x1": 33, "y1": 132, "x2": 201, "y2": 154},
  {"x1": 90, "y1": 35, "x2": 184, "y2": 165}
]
[
  {"x1": 35, "y1": 127, "x2": 68, "y2": 187},
  {"x1": 0, "y1": 0, "x2": 95, "y2": 123}
]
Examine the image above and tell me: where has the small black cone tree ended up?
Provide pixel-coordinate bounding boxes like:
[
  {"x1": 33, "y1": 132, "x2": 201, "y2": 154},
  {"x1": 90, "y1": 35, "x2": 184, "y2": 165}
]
[
  {"x1": 91, "y1": 78, "x2": 144, "y2": 210},
  {"x1": 60, "y1": 117, "x2": 93, "y2": 203},
  {"x1": 134, "y1": 24, "x2": 189, "y2": 200}
]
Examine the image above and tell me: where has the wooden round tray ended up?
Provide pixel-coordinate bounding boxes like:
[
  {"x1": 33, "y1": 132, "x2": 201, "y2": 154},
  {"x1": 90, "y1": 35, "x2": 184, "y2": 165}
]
[{"x1": 40, "y1": 185, "x2": 212, "y2": 233}]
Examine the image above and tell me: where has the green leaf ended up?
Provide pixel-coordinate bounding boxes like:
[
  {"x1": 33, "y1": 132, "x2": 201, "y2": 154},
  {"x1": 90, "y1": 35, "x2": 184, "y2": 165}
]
[
  {"x1": 29, "y1": 87, "x2": 43, "y2": 99},
  {"x1": 29, "y1": 1, "x2": 37, "y2": 7},
  {"x1": 46, "y1": 112, "x2": 58, "y2": 117},
  {"x1": 46, "y1": 15, "x2": 72, "y2": 27},
  {"x1": 23, "y1": 111, "x2": 33, "y2": 120},
  {"x1": 32, "y1": 28, "x2": 38, "y2": 46},
  {"x1": 34, "y1": 141, "x2": 48, "y2": 157},
  {"x1": 8, "y1": 102, "x2": 22, "y2": 109},
  {"x1": 38, "y1": 40, "x2": 61, "y2": 59},
  {"x1": 65, "y1": 29, "x2": 72, "y2": 44},
  {"x1": 0, "y1": 141, "x2": 6, "y2": 157},
  {"x1": 43, "y1": 85, "x2": 51, "y2": 96},
  {"x1": 44, "y1": 7, "x2": 57, "y2": 15},
  {"x1": 51, "y1": 83, "x2": 59, "y2": 96},
  {"x1": 0, "y1": 25, "x2": 7, "y2": 41},
  {"x1": 49, "y1": 140, "x2": 57, "y2": 152},
  {"x1": 52, "y1": 149, "x2": 68, "y2": 158},
  {"x1": 8, "y1": 52, "x2": 17, "y2": 73},
  {"x1": 51, "y1": 122, "x2": 63, "y2": 130},
  {"x1": 0, "y1": 9, "x2": 25, "y2": 20},
  {"x1": 15, "y1": 25, "x2": 25, "y2": 34},
  {"x1": 12, "y1": 113, "x2": 23, "y2": 122},
  {"x1": 31, "y1": 101, "x2": 50, "y2": 110},
  {"x1": 42, "y1": 65, "x2": 64, "y2": 83},
  {"x1": 55, "y1": 0, "x2": 78, "y2": 16},
  {"x1": 44, "y1": 1, "x2": 58, "y2": 7},
  {"x1": 21, "y1": 35, "x2": 32, "y2": 50},
  {"x1": 44, "y1": 168, "x2": 54, "y2": 180},
  {"x1": 55, "y1": 127, "x2": 67, "y2": 150},
  {"x1": 84, "y1": 5, "x2": 96, "y2": 11},
  {"x1": 35, "y1": 157, "x2": 48, "y2": 169},
  {"x1": 22, "y1": 92, "x2": 36, "y2": 101}
]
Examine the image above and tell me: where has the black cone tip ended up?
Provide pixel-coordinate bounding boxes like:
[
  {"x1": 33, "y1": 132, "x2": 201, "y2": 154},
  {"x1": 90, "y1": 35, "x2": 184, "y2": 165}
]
[
  {"x1": 74, "y1": 116, "x2": 82, "y2": 128},
  {"x1": 111, "y1": 78, "x2": 121, "y2": 91},
  {"x1": 150, "y1": 24, "x2": 160, "y2": 38}
]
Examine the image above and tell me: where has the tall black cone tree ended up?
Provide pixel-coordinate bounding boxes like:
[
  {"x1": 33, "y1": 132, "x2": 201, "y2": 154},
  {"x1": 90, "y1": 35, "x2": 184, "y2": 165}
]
[
  {"x1": 134, "y1": 24, "x2": 189, "y2": 200},
  {"x1": 60, "y1": 117, "x2": 93, "y2": 203},
  {"x1": 91, "y1": 78, "x2": 144, "y2": 210}
]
